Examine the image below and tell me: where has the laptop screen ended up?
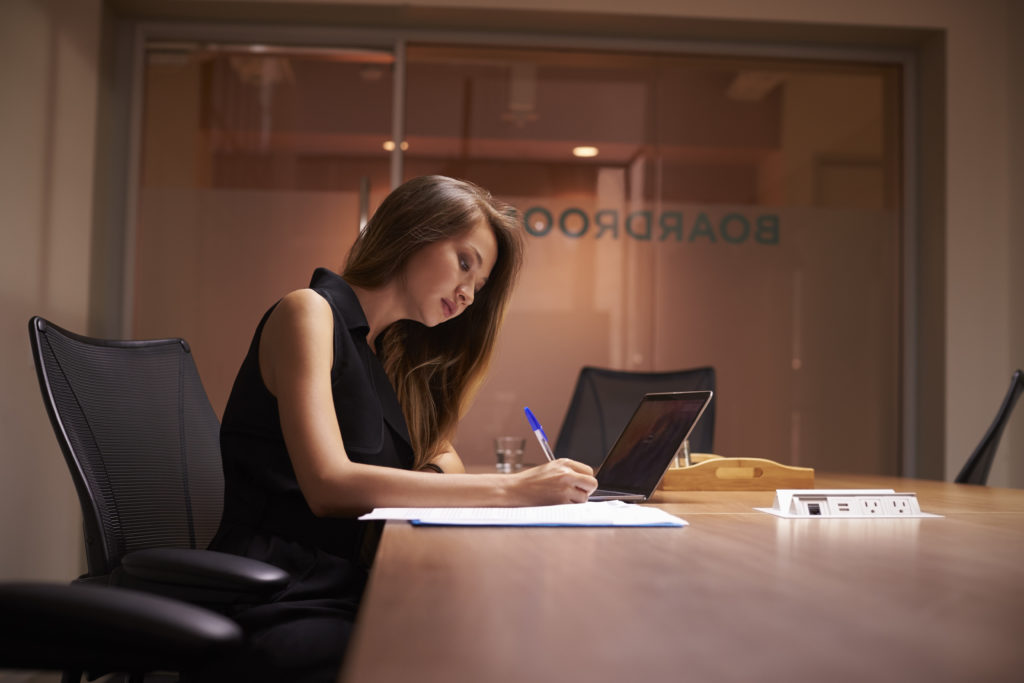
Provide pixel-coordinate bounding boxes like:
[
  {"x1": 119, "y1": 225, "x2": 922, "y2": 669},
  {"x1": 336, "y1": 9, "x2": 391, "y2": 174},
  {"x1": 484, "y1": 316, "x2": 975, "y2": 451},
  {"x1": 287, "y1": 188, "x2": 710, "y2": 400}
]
[{"x1": 595, "y1": 391, "x2": 712, "y2": 495}]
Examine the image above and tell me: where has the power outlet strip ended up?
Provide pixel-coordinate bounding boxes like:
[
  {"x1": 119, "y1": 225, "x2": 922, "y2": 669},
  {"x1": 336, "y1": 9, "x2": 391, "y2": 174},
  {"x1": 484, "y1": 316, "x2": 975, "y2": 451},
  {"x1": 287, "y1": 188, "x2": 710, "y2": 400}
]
[
  {"x1": 791, "y1": 492, "x2": 920, "y2": 517},
  {"x1": 758, "y1": 489, "x2": 938, "y2": 518}
]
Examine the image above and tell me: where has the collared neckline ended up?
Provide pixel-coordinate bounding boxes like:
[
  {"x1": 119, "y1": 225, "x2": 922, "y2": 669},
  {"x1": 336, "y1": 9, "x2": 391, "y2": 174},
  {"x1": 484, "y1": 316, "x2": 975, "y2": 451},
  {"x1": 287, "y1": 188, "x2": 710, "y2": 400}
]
[{"x1": 309, "y1": 267, "x2": 370, "y2": 339}]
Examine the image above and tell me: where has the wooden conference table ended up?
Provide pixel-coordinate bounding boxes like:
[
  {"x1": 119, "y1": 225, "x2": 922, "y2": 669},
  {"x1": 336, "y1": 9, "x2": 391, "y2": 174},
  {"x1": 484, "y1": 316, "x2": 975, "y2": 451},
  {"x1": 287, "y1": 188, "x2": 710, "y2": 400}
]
[{"x1": 339, "y1": 474, "x2": 1024, "y2": 683}]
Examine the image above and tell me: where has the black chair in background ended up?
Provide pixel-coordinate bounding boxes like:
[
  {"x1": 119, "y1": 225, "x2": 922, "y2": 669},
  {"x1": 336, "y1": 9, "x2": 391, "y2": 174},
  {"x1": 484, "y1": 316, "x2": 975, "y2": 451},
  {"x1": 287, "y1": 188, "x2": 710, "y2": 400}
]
[
  {"x1": 554, "y1": 366, "x2": 716, "y2": 470},
  {"x1": 0, "y1": 582, "x2": 241, "y2": 683},
  {"x1": 955, "y1": 368, "x2": 1024, "y2": 485},
  {"x1": 28, "y1": 316, "x2": 287, "y2": 607}
]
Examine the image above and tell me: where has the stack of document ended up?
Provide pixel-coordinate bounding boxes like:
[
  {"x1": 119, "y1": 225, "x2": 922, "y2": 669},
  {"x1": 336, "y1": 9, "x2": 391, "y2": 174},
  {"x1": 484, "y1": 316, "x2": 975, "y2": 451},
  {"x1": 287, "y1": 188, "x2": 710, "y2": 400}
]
[{"x1": 360, "y1": 500, "x2": 687, "y2": 527}]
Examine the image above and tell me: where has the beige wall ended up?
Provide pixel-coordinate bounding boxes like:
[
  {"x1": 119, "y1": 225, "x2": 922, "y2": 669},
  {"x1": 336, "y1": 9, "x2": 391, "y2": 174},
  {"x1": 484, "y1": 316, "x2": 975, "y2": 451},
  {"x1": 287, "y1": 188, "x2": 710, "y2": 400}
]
[
  {"x1": 0, "y1": 0, "x2": 102, "y2": 581},
  {"x1": 1, "y1": 0, "x2": 1020, "y2": 582},
  {"x1": 1010, "y1": 1, "x2": 1024, "y2": 487}
]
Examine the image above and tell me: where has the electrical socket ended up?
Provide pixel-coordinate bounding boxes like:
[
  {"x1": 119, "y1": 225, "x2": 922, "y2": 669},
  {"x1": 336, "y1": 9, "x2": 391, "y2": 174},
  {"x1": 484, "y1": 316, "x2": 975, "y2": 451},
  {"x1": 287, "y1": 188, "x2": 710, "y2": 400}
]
[
  {"x1": 860, "y1": 498, "x2": 883, "y2": 515},
  {"x1": 887, "y1": 497, "x2": 913, "y2": 515}
]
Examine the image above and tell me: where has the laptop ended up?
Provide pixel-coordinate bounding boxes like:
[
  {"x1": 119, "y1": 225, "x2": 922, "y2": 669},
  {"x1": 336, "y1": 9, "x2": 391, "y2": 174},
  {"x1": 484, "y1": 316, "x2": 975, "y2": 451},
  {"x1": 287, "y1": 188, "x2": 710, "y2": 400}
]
[{"x1": 588, "y1": 391, "x2": 713, "y2": 502}]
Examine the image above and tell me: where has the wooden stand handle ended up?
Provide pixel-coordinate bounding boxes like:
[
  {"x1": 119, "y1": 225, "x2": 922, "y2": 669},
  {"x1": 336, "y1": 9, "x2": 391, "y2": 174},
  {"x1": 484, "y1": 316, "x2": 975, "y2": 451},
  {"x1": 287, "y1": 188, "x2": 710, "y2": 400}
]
[{"x1": 659, "y1": 455, "x2": 814, "y2": 491}]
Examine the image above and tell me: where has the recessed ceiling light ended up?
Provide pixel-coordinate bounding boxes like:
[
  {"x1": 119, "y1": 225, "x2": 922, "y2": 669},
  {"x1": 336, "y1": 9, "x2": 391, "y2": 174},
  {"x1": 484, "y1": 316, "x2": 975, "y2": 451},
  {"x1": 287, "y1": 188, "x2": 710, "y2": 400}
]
[
  {"x1": 572, "y1": 146, "x2": 599, "y2": 158},
  {"x1": 382, "y1": 140, "x2": 409, "y2": 151}
]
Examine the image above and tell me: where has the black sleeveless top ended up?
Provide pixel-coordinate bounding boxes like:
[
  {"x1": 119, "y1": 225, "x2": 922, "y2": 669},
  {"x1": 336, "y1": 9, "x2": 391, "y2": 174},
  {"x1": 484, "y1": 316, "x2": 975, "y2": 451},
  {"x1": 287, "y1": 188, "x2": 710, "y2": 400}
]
[{"x1": 210, "y1": 268, "x2": 414, "y2": 604}]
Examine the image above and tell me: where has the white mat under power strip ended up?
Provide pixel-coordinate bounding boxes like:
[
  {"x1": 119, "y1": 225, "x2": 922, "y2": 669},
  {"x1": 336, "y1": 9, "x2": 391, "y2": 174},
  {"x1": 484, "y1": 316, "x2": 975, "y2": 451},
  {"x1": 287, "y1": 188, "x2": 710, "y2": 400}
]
[{"x1": 756, "y1": 489, "x2": 943, "y2": 518}]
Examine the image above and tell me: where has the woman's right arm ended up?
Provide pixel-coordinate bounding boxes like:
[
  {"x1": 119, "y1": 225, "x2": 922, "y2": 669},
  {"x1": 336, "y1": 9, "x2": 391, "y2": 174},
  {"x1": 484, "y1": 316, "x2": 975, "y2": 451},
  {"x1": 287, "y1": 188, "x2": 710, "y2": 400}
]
[{"x1": 258, "y1": 288, "x2": 597, "y2": 516}]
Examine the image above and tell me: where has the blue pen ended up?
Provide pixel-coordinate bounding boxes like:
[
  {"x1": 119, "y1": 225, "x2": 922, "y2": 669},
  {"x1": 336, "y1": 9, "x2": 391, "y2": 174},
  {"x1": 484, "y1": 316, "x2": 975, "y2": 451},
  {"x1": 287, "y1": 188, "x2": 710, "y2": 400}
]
[{"x1": 523, "y1": 407, "x2": 556, "y2": 462}]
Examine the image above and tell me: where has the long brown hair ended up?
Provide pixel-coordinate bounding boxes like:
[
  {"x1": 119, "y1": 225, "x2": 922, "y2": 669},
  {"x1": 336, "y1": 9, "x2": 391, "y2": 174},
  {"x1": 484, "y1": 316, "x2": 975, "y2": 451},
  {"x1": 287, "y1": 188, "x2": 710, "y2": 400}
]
[{"x1": 343, "y1": 175, "x2": 524, "y2": 468}]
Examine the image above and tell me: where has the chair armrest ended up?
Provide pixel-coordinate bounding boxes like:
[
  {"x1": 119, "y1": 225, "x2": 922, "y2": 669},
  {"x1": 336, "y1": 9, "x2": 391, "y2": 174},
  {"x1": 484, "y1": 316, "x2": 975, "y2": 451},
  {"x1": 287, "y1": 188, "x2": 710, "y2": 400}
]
[
  {"x1": 117, "y1": 548, "x2": 289, "y2": 602},
  {"x1": 0, "y1": 582, "x2": 241, "y2": 674}
]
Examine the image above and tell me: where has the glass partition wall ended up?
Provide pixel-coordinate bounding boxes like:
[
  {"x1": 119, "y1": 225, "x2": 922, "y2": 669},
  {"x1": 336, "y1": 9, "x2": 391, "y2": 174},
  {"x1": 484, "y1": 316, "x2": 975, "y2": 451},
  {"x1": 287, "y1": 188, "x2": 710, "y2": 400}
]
[
  {"x1": 133, "y1": 38, "x2": 903, "y2": 474},
  {"x1": 135, "y1": 43, "x2": 395, "y2": 410}
]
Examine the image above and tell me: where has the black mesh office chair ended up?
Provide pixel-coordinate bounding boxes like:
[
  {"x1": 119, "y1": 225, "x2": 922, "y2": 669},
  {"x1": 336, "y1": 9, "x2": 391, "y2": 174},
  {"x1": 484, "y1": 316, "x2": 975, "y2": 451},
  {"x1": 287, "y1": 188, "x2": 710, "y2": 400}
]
[
  {"x1": 0, "y1": 582, "x2": 241, "y2": 683},
  {"x1": 554, "y1": 366, "x2": 716, "y2": 469},
  {"x1": 955, "y1": 368, "x2": 1024, "y2": 485},
  {"x1": 28, "y1": 316, "x2": 287, "y2": 606}
]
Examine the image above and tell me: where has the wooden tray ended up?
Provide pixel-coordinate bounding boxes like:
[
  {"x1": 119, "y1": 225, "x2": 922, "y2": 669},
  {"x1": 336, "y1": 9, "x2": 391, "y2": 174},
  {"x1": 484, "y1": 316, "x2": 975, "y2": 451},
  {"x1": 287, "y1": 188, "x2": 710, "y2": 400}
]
[{"x1": 658, "y1": 454, "x2": 814, "y2": 491}]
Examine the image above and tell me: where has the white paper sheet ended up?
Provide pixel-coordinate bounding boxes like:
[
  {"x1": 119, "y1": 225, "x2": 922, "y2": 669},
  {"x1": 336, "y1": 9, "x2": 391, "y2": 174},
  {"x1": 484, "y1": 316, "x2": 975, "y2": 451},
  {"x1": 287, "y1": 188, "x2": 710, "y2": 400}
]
[{"x1": 359, "y1": 500, "x2": 688, "y2": 527}]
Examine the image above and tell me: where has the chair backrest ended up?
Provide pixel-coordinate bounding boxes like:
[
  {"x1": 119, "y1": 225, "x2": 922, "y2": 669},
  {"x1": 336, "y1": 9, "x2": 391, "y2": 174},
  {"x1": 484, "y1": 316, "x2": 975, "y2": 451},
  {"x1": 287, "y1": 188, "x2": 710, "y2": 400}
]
[
  {"x1": 554, "y1": 366, "x2": 716, "y2": 469},
  {"x1": 28, "y1": 317, "x2": 225, "y2": 577},
  {"x1": 955, "y1": 369, "x2": 1024, "y2": 485}
]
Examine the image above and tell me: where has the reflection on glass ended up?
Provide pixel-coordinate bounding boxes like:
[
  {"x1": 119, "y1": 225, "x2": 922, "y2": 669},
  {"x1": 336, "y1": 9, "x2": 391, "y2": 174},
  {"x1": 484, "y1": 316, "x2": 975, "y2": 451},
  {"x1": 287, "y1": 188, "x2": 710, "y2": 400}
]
[
  {"x1": 404, "y1": 44, "x2": 901, "y2": 474},
  {"x1": 133, "y1": 40, "x2": 901, "y2": 476},
  {"x1": 134, "y1": 43, "x2": 395, "y2": 412}
]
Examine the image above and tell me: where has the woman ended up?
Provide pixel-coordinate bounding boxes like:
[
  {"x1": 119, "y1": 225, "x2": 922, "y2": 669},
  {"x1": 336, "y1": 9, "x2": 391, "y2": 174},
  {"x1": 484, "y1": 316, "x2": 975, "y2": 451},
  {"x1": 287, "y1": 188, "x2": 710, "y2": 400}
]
[{"x1": 205, "y1": 175, "x2": 596, "y2": 682}]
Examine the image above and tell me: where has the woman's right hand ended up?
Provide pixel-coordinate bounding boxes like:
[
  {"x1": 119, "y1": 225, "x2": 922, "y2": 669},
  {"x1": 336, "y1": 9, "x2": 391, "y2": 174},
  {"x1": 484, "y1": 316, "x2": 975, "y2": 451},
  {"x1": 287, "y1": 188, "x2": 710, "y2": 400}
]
[{"x1": 510, "y1": 459, "x2": 597, "y2": 505}]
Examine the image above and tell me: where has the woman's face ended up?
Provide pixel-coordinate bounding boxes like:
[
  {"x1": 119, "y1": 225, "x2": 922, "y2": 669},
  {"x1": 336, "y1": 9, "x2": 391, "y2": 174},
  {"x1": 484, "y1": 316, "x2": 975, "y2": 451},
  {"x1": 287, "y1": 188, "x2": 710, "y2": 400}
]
[{"x1": 401, "y1": 218, "x2": 498, "y2": 327}]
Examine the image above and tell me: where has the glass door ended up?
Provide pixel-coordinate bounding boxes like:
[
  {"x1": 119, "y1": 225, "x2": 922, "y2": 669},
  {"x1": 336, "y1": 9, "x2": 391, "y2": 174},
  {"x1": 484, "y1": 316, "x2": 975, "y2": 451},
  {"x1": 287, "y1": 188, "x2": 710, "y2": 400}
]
[
  {"x1": 402, "y1": 44, "x2": 902, "y2": 474},
  {"x1": 131, "y1": 36, "x2": 904, "y2": 475},
  {"x1": 133, "y1": 42, "x2": 395, "y2": 413}
]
